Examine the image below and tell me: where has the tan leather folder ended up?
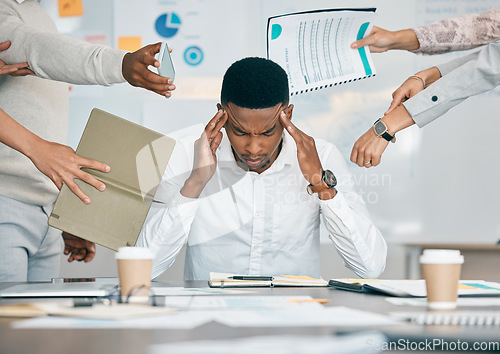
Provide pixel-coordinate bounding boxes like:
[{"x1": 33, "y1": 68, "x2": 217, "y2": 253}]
[{"x1": 49, "y1": 108, "x2": 176, "y2": 251}]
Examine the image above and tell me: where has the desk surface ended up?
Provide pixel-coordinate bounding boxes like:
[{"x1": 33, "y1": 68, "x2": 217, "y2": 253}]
[{"x1": 0, "y1": 281, "x2": 498, "y2": 354}]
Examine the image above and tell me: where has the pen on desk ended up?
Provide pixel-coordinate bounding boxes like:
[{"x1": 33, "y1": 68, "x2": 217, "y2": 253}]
[{"x1": 229, "y1": 276, "x2": 274, "y2": 281}]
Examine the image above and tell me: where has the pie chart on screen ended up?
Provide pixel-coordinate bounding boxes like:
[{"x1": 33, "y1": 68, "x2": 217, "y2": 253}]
[{"x1": 155, "y1": 12, "x2": 181, "y2": 38}]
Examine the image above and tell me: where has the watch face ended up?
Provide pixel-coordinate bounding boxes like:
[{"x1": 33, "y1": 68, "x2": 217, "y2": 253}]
[
  {"x1": 374, "y1": 121, "x2": 387, "y2": 136},
  {"x1": 323, "y1": 170, "x2": 337, "y2": 188}
]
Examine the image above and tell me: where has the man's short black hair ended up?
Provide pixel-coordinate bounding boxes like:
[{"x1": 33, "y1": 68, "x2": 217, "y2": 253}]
[{"x1": 221, "y1": 57, "x2": 289, "y2": 109}]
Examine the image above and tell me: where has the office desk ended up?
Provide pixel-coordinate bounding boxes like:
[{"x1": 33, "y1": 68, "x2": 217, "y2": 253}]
[{"x1": 0, "y1": 281, "x2": 499, "y2": 354}]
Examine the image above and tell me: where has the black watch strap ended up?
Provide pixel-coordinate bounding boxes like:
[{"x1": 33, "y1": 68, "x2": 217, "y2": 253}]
[{"x1": 381, "y1": 131, "x2": 395, "y2": 142}]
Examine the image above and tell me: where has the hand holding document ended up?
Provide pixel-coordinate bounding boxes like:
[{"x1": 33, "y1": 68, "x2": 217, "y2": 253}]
[{"x1": 267, "y1": 8, "x2": 377, "y2": 95}]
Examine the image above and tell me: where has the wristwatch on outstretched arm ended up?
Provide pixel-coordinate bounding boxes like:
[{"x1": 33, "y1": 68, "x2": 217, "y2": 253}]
[{"x1": 373, "y1": 118, "x2": 396, "y2": 143}]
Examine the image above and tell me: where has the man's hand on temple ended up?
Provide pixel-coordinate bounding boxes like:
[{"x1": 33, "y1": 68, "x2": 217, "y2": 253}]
[
  {"x1": 181, "y1": 109, "x2": 227, "y2": 198},
  {"x1": 279, "y1": 106, "x2": 335, "y2": 197}
]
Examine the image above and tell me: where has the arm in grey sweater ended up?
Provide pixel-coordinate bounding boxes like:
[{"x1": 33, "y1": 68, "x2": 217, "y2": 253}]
[
  {"x1": 0, "y1": 0, "x2": 174, "y2": 94},
  {"x1": 0, "y1": 8, "x2": 125, "y2": 85}
]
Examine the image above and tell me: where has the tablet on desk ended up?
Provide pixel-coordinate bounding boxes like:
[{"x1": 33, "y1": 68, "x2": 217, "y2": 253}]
[{"x1": 0, "y1": 282, "x2": 118, "y2": 298}]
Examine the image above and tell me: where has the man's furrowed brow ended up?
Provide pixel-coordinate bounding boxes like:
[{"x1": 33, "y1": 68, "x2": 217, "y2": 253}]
[
  {"x1": 231, "y1": 122, "x2": 277, "y2": 135},
  {"x1": 225, "y1": 105, "x2": 245, "y2": 129},
  {"x1": 225, "y1": 103, "x2": 282, "y2": 134},
  {"x1": 231, "y1": 123, "x2": 248, "y2": 134},
  {"x1": 263, "y1": 124, "x2": 277, "y2": 134}
]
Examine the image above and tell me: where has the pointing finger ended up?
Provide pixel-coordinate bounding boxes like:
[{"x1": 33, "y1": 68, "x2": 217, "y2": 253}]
[{"x1": 385, "y1": 90, "x2": 406, "y2": 115}]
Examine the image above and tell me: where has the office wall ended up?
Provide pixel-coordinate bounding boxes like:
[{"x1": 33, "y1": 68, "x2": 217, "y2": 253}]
[{"x1": 50, "y1": 0, "x2": 500, "y2": 280}]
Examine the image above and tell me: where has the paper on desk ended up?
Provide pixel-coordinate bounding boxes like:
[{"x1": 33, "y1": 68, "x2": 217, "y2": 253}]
[
  {"x1": 13, "y1": 306, "x2": 400, "y2": 329},
  {"x1": 2, "y1": 301, "x2": 176, "y2": 319},
  {"x1": 149, "y1": 331, "x2": 388, "y2": 354},
  {"x1": 366, "y1": 280, "x2": 500, "y2": 297},
  {"x1": 0, "y1": 303, "x2": 49, "y2": 317},
  {"x1": 152, "y1": 287, "x2": 254, "y2": 296},
  {"x1": 42, "y1": 302, "x2": 176, "y2": 319},
  {"x1": 386, "y1": 297, "x2": 500, "y2": 307},
  {"x1": 213, "y1": 306, "x2": 400, "y2": 327},
  {"x1": 12, "y1": 310, "x2": 214, "y2": 330},
  {"x1": 162, "y1": 295, "x2": 322, "y2": 309}
]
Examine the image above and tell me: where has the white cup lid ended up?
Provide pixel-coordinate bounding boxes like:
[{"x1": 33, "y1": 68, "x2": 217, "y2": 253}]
[
  {"x1": 419, "y1": 249, "x2": 464, "y2": 264},
  {"x1": 115, "y1": 247, "x2": 154, "y2": 260}
]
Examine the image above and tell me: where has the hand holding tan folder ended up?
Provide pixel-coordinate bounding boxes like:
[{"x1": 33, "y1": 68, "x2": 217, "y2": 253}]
[{"x1": 49, "y1": 108, "x2": 175, "y2": 251}]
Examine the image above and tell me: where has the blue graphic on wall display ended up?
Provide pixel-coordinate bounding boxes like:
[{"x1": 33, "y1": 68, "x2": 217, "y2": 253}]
[
  {"x1": 271, "y1": 24, "x2": 282, "y2": 40},
  {"x1": 184, "y1": 46, "x2": 204, "y2": 66},
  {"x1": 155, "y1": 13, "x2": 181, "y2": 38}
]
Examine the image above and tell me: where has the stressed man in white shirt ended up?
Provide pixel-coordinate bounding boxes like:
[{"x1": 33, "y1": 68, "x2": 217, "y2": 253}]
[{"x1": 138, "y1": 57, "x2": 387, "y2": 280}]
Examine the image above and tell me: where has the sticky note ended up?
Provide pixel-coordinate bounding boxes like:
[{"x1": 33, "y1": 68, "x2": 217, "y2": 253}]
[
  {"x1": 118, "y1": 36, "x2": 142, "y2": 52},
  {"x1": 58, "y1": 0, "x2": 84, "y2": 17}
]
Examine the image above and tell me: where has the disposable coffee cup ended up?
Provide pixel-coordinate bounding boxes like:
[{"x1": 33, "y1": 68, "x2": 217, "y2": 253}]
[
  {"x1": 115, "y1": 247, "x2": 154, "y2": 303},
  {"x1": 420, "y1": 249, "x2": 464, "y2": 310}
]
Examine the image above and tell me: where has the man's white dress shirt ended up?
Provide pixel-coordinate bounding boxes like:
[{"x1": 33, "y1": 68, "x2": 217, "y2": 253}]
[{"x1": 137, "y1": 126, "x2": 387, "y2": 280}]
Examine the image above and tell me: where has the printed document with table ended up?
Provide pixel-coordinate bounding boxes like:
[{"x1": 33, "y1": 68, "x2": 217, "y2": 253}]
[{"x1": 267, "y1": 8, "x2": 377, "y2": 95}]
